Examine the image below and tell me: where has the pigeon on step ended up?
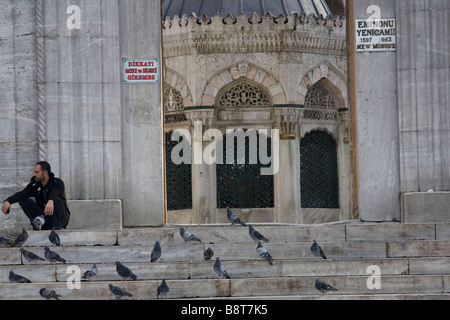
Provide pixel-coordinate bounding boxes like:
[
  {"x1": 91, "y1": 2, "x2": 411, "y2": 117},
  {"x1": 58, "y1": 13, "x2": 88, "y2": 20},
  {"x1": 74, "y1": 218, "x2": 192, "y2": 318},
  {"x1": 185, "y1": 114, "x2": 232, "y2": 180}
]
[
  {"x1": 226, "y1": 207, "x2": 246, "y2": 227},
  {"x1": 20, "y1": 248, "x2": 45, "y2": 264},
  {"x1": 39, "y1": 288, "x2": 61, "y2": 300},
  {"x1": 115, "y1": 261, "x2": 137, "y2": 281},
  {"x1": 204, "y1": 247, "x2": 214, "y2": 261},
  {"x1": 48, "y1": 227, "x2": 61, "y2": 247},
  {"x1": 81, "y1": 263, "x2": 98, "y2": 281},
  {"x1": 315, "y1": 279, "x2": 338, "y2": 294},
  {"x1": 151, "y1": 241, "x2": 161, "y2": 262},
  {"x1": 11, "y1": 228, "x2": 28, "y2": 247},
  {"x1": 109, "y1": 284, "x2": 132, "y2": 300},
  {"x1": 214, "y1": 257, "x2": 230, "y2": 279},
  {"x1": 157, "y1": 278, "x2": 169, "y2": 299},
  {"x1": 44, "y1": 246, "x2": 66, "y2": 264},
  {"x1": 9, "y1": 271, "x2": 31, "y2": 283},
  {"x1": 310, "y1": 240, "x2": 327, "y2": 259},
  {"x1": 180, "y1": 227, "x2": 202, "y2": 243},
  {"x1": 256, "y1": 241, "x2": 273, "y2": 266},
  {"x1": 248, "y1": 224, "x2": 269, "y2": 243}
]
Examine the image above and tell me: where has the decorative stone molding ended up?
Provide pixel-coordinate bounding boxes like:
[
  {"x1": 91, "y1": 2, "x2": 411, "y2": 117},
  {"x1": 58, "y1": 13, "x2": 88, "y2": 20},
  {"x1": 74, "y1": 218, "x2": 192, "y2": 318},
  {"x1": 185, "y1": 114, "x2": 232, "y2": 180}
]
[
  {"x1": 184, "y1": 106, "x2": 215, "y2": 129},
  {"x1": 203, "y1": 62, "x2": 287, "y2": 107},
  {"x1": 163, "y1": 13, "x2": 346, "y2": 58},
  {"x1": 274, "y1": 106, "x2": 304, "y2": 139},
  {"x1": 36, "y1": 0, "x2": 47, "y2": 160}
]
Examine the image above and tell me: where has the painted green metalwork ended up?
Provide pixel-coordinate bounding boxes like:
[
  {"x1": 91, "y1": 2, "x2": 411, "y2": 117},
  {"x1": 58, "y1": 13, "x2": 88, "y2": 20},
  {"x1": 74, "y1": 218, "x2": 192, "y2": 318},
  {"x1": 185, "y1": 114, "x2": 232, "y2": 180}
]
[{"x1": 300, "y1": 130, "x2": 339, "y2": 208}]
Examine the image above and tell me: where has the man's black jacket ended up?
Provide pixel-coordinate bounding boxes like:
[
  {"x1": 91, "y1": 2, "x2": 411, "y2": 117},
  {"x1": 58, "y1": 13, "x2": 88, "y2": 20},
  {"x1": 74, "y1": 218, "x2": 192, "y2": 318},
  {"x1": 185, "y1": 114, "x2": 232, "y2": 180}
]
[{"x1": 5, "y1": 172, "x2": 71, "y2": 215}]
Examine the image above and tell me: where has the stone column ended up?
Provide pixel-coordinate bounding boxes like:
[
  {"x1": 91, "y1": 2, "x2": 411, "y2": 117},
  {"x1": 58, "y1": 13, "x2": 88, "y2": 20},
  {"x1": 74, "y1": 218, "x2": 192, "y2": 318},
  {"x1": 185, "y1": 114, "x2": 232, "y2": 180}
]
[
  {"x1": 274, "y1": 107, "x2": 303, "y2": 223},
  {"x1": 119, "y1": 0, "x2": 164, "y2": 226},
  {"x1": 185, "y1": 108, "x2": 216, "y2": 224}
]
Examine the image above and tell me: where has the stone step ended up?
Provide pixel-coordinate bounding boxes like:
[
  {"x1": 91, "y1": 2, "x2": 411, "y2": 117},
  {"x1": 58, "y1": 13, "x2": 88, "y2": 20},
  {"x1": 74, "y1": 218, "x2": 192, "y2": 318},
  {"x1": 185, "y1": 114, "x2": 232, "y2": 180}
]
[
  {"x1": 1, "y1": 275, "x2": 449, "y2": 300},
  {"x1": 5, "y1": 257, "x2": 450, "y2": 285},
  {"x1": 5, "y1": 222, "x2": 450, "y2": 248}
]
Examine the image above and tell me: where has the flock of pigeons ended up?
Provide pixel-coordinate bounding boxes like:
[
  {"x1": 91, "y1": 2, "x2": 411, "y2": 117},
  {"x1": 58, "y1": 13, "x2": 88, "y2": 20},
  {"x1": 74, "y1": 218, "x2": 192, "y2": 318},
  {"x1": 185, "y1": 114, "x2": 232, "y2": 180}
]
[{"x1": 2, "y1": 206, "x2": 338, "y2": 300}]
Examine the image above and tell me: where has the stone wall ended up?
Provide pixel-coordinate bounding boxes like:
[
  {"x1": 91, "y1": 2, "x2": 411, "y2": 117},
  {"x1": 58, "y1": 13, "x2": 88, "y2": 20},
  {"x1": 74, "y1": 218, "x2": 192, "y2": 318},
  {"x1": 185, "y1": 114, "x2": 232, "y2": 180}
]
[{"x1": 1, "y1": 0, "x2": 164, "y2": 228}]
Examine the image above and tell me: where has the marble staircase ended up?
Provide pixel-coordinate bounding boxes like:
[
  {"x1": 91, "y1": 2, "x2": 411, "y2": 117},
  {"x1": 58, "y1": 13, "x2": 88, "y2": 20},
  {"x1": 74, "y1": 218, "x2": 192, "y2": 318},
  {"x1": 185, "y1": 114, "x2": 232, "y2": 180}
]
[{"x1": 2, "y1": 222, "x2": 450, "y2": 300}]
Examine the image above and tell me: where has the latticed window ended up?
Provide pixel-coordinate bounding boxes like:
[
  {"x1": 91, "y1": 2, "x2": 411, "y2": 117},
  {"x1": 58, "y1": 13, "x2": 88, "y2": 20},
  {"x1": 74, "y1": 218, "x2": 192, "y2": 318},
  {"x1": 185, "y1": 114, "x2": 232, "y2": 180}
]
[
  {"x1": 300, "y1": 131, "x2": 339, "y2": 208},
  {"x1": 304, "y1": 82, "x2": 337, "y2": 109},
  {"x1": 218, "y1": 80, "x2": 271, "y2": 108},
  {"x1": 165, "y1": 131, "x2": 192, "y2": 210},
  {"x1": 217, "y1": 133, "x2": 274, "y2": 209},
  {"x1": 164, "y1": 86, "x2": 187, "y2": 123}
]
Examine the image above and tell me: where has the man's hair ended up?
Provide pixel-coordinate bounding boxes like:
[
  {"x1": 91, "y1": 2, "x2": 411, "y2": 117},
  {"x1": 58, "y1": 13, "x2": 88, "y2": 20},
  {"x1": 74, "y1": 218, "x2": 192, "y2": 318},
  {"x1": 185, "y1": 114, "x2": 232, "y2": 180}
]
[{"x1": 36, "y1": 161, "x2": 52, "y2": 174}]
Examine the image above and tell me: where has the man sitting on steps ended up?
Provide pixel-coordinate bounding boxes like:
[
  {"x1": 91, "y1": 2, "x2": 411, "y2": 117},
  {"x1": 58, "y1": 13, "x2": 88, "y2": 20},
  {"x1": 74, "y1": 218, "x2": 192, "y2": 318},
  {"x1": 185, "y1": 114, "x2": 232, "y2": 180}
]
[{"x1": 1, "y1": 161, "x2": 70, "y2": 230}]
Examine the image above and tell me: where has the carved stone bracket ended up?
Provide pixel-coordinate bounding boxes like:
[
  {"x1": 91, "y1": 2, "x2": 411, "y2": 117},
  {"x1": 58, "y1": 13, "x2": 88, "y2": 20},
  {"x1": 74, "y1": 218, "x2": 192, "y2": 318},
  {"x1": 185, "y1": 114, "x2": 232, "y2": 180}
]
[
  {"x1": 274, "y1": 106, "x2": 304, "y2": 140},
  {"x1": 184, "y1": 107, "x2": 215, "y2": 130}
]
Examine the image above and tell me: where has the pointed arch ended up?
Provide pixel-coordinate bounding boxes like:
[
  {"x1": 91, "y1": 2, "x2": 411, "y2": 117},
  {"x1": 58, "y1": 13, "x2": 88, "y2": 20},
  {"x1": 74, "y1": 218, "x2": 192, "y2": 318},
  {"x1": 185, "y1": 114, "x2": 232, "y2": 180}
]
[
  {"x1": 201, "y1": 61, "x2": 287, "y2": 106},
  {"x1": 297, "y1": 61, "x2": 347, "y2": 108},
  {"x1": 164, "y1": 68, "x2": 193, "y2": 107}
]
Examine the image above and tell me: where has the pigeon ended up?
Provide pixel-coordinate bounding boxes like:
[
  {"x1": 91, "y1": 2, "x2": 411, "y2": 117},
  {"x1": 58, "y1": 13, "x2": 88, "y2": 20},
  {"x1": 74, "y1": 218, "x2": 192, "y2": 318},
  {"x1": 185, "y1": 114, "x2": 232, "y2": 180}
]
[
  {"x1": 115, "y1": 261, "x2": 137, "y2": 281},
  {"x1": 226, "y1": 207, "x2": 246, "y2": 227},
  {"x1": 248, "y1": 224, "x2": 269, "y2": 243},
  {"x1": 315, "y1": 279, "x2": 338, "y2": 294},
  {"x1": 9, "y1": 270, "x2": 31, "y2": 283},
  {"x1": 20, "y1": 248, "x2": 45, "y2": 264},
  {"x1": 48, "y1": 227, "x2": 61, "y2": 246},
  {"x1": 213, "y1": 257, "x2": 230, "y2": 279},
  {"x1": 81, "y1": 263, "x2": 98, "y2": 281},
  {"x1": 39, "y1": 288, "x2": 61, "y2": 300},
  {"x1": 109, "y1": 284, "x2": 132, "y2": 300},
  {"x1": 44, "y1": 246, "x2": 66, "y2": 264},
  {"x1": 310, "y1": 240, "x2": 327, "y2": 259},
  {"x1": 256, "y1": 241, "x2": 273, "y2": 266},
  {"x1": 204, "y1": 247, "x2": 214, "y2": 261},
  {"x1": 179, "y1": 227, "x2": 201, "y2": 243},
  {"x1": 157, "y1": 278, "x2": 169, "y2": 299},
  {"x1": 11, "y1": 228, "x2": 28, "y2": 247},
  {"x1": 151, "y1": 241, "x2": 161, "y2": 262},
  {"x1": 0, "y1": 235, "x2": 10, "y2": 246}
]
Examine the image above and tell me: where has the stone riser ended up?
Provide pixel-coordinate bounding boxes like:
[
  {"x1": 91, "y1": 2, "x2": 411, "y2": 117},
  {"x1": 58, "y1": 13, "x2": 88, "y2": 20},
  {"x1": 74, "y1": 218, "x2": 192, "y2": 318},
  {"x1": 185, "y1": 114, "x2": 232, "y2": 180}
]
[{"x1": 1, "y1": 275, "x2": 450, "y2": 300}]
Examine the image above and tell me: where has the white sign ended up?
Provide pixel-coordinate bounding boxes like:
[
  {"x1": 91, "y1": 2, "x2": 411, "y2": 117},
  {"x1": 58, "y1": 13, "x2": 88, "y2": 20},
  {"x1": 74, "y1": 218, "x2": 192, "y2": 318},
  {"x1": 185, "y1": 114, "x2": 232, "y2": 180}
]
[
  {"x1": 356, "y1": 18, "x2": 396, "y2": 52},
  {"x1": 123, "y1": 59, "x2": 160, "y2": 84}
]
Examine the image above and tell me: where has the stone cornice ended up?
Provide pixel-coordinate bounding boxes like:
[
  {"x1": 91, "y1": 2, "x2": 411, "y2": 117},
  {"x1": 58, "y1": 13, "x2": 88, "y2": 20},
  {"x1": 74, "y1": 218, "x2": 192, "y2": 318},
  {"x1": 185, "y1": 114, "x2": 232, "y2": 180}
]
[{"x1": 163, "y1": 13, "x2": 346, "y2": 58}]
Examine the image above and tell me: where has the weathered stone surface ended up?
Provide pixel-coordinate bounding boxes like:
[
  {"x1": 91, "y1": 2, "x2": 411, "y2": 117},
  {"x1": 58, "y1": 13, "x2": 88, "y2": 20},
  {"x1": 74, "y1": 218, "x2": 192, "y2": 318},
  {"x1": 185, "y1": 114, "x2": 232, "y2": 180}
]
[
  {"x1": 401, "y1": 193, "x2": 450, "y2": 224},
  {"x1": 346, "y1": 223, "x2": 436, "y2": 241}
]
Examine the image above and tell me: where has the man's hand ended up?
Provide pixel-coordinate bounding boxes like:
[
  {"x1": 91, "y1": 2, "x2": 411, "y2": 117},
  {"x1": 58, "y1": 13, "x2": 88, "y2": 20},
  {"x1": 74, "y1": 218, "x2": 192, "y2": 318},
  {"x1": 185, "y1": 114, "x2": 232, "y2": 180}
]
[
  {"x1": 44, "y1": 200, "x2": 54, "y2": 216},
  {"x1": 1, "y1": 201, "x2": 11, "y2": 215}
]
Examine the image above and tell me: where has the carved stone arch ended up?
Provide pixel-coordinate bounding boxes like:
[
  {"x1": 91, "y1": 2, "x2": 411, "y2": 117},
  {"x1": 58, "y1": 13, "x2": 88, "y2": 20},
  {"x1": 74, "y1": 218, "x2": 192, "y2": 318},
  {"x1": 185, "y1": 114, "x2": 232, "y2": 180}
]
[
  {"x1": 216, "y1": 77, "x2": 272, "y2": 108},
  {"x1": 300, "y1": 126, "x2": 339, "y2": 142},
  {"x1": 298, "y1": 61, "x2": 347, "y2": 108},
  {"x1": 163, "y1": 68, "x2": 193, "y2": 107},
  {"x1": 201, "y1": 62, "x2": 287, "y2": 106}
]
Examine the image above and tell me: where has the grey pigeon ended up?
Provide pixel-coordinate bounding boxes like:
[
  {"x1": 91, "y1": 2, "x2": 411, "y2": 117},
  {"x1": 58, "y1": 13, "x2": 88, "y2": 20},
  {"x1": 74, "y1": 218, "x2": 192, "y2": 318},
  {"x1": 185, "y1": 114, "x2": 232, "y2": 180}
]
[
  {"x1": 226, "y1": 207, "x2": 246, "y2": 227},
  {"x1": 39, "y1": 288, "x2": 61, "y2": 300},
  {"x1": 9, "y1": 270, "x2": 31, "y2": 283},
  {"x1": 48, "y1": 227, "x2": 61, "y2": 246},
  {"x1": 157, "y1": 278, "x2": 169, "y2": 299},
  {"x1": 315, "y1": 279, "x2": 338, "y2": 294},
  {"x1": 11, "y1": 228, "x2": 28, "y2": 247},
  {"x1": 204, "y1": 247, "x2": 214, "y2": 261},
  {"x1": 248, "y1": 224, "x2": 269, "y2": 243},
  {"x1": 0, "y1": 235, "x2": 10, "y2": 246},
  {"x1": 311, "y1": 240, "x2": 327, "y2": 259},
  {"x1": 109, "y1": 284, "x2": 132, "y2": 300},
  {"x1": 151, "y1": 241, "x2": 161, "y2": 262},
  {"x1": 213, "y1": 257, "x2": 230, "y2": 279},
  {"x1": 115, "y1": 261, "x2": 137, "y2": 281},
  {"x1": 180, "y1": 227, "x2": 201, "y2": 243},
  {"x1": 20, "y1": 248, "x2": 45, "y2": 264},
  {"x1": 44, "y1": 246, "x2": 66, "y2": 264},
  {"x1": 81, "y1": 263, "x2": 98, "y2": 281},
  {"x1": 256, "y1": 241, "x2": 273, "y2": 265}
]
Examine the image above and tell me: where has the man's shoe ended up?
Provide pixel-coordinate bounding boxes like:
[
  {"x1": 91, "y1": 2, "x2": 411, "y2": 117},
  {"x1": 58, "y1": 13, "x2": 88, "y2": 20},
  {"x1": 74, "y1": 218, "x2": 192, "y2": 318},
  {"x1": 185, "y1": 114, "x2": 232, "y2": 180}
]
[{"x1": 32, "y1": 215, "x2": 45, "y2": 231}]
